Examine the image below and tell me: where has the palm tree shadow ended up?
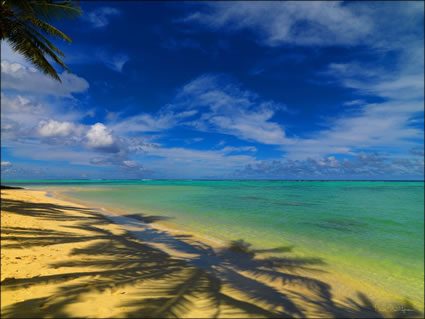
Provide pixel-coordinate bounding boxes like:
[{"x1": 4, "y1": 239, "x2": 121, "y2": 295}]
[{"x1": 1, "y1": 197, "x2": 422, "y2": 318}]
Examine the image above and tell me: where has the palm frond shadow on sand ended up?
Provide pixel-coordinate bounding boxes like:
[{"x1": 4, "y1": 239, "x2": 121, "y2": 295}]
[{"x1": 1, "y1": 198, "x2": 422, "y2": 318}]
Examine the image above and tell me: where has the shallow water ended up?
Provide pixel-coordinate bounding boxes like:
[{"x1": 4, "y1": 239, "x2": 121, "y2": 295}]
[{"x1": 3, "y1": 179, "x2": 424, "y2": 308}]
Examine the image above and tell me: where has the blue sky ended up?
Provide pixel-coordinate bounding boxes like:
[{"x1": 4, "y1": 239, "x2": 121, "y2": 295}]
[{"x1": 1, "y1": 1, "x2": 424, "y2": 180}]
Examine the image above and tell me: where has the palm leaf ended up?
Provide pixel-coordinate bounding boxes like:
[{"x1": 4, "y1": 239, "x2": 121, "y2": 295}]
[
  {"x1": 32, "y1": 1, "x2": 82, "y2": 22},
  {"x1": 0, "y1": 0, "x2": 81, "y2": 82},
  {"x1": 25, "y1": 17, "x2": 72, "y2": 42}
]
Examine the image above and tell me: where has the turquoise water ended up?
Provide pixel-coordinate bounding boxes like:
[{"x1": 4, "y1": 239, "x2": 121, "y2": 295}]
[{"x1": 3, "y1": 179, "x2": 424, "y2": 306}]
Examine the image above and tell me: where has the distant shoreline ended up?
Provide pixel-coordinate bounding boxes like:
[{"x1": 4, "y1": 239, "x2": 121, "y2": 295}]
[
  {"x1": 2, "y1": 179, "x2": 424, "y2": 184},
  {"x1": 0, "y1": 185, "x2": 24, "y2": 190}
]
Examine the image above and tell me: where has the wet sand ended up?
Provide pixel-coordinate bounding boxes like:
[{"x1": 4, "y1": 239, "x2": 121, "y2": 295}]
[{"x1": 1, "y1": 189, "x2": 422, "y2": 318}]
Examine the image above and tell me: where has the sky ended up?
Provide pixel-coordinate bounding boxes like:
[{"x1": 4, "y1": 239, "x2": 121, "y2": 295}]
[{"x1": 1, "y1": 1, "x2": 424, "y2": 180}]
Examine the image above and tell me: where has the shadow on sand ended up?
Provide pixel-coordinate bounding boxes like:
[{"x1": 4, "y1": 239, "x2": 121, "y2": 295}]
[{"x1": 1, "y1": 197, "x2": 422, "y2": 318}]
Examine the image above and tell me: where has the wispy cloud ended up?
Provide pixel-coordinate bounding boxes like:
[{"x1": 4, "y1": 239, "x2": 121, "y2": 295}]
[
  {"x1": 109, "y1": 110, "x2": 197, "y2": 135},
  {"x1": 2, "y1": 0, "x2": 423, "y2": 180},
  {"x1": 323, "y1": 57, "x2": 424, "y2": 101},
  {"x1": 1, "y1": 93, "x2": 86, "y2": 142},
  {"x1": 343, "y1": 100, "x2": 365, "y2": 107},
  {"x1": 172, "y1": 74, "x2": 289, "y2": 145},
  {"x1": 85, "y1": 7, "x2": 121, "y2": 28},
  {"x1": 141, "y1": 145, "x2": 258, "y2": 178},
  {"x1": 64, "y1": 47, "x2": 130, "y2": 73},
  {"x1": 180, "y1": 2, "x2": 372, "y2": 47},
  {"x1": 180, "y1": 1, "x2": 423, "y2": 51},
  {"x1": 280, "y1": 99, "x2": 424, "y2": 160},
  {"x1": 97, "y1": 52, "x2": 130, "y2": 72}
]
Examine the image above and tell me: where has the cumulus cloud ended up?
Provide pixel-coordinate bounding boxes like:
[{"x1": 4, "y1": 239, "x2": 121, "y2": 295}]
[
  {"x1": 2, "y1": 0, "x2": 423, "y2": 179},
  {"x1": 4, "y1": 119, "x2": 149, "y2": 173},
  {"x1": 1, "y1": 60, "x2": 89, "y2": 97},
  {"x1": 88, "y1": 137, "x2": 157, "y2": 175},
  {"x1": 86, "y1": 7, "x2": 121, "y2": 28},
  {"x1": 1, "y1": 91, "x2": 148, "y2": 172},
  {"x1": 38, "y1": 120, "x2": 78, "y2": 137},
  {"x1": 86, "y1": 123, "x2": 119, "y2": 153},
  {"x1": 1, "y1": 93, "x2": 88, "y2": 143}
]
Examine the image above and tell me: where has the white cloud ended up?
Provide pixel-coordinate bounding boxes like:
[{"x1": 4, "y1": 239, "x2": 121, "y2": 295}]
[
  {"x1": 86, "y1": 123, "x2": 118, "y2": 152},
  {"x1": 1, "y1": 93, "x2": 87, "y2": 142},
  {"x1": 110, "y1": 110, "x2": 197, "y2": 135},
  {"x1": 174, "y1": 74, "x2": 288, "y2": 145},
  {"x1": 281, "y1": 99, "x2": 424, "y2": 160},
  {"x1": 181, "y1": 2, "x2": 372, "y2": 47},
  {"x1": 97, "y1": 52, "x2": 130, "y2": 72},
  {"x1": 5, "y1": 139, "x2": 99, "y2": 166},
  {"x1": 1, "y1": 40, "x2": 28, "y2": 65},
  {"x1": 295, "y1": 3, "x2": 424, "y2": 161},
  {"x1": 2, "y1": 2, "x2": 423, "y2": 179},
  {"x1": 325, "y1": 60, "x2": 424, "y2": 101},
  {"x1": 62, "y1": 45, "x2": 130, "y2": 73},
  {"x1": 1, "y1": 61, "x2": 25, "y2": 73},
  {"x1": 181, "y1": 1, "x2": 424, "y2": 52},
  {"x1": 1, "y1": 60, "x2": 89, "y2": 97},
  {"x1": 122, "y1": 160, "x2": 138, "y2": 168},
  {"x1": 343, "y1": 100, "x2": 365, "y2": 106},
  {"x1": 38, "y1": 120, "x2": 79, "y2": 137},
  {"x1": 86, "y1": 7, "x2": 120, "y2": 28}
]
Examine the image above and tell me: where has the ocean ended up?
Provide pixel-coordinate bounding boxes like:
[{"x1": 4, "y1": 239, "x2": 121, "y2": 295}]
[{"x1": 2, "y1": 179, "x2": 424, "y2": 309}]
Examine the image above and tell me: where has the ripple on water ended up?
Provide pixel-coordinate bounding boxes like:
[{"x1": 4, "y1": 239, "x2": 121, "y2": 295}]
[{"x1": 303, "y1": 218, "x2": 368, "y2": 233}]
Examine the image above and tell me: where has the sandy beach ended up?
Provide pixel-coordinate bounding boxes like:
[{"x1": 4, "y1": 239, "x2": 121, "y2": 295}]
[{"x1": 1, "y1": 189, "x2": 422, "y2": 318}]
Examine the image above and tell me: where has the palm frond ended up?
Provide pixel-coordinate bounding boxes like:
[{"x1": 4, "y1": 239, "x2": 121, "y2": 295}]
[
  {"x1": 6, "y1": 35, "x2": 62, "y2": 81},
  {"x1": 26, "y1": 17, "x2": 72, "y2": 42},
  {"x1": 32, "y1": 1, "x2": 82, "y2": 22},
  {"x1": 0, "y1": 0, "x2": 81, "y2": 82}
]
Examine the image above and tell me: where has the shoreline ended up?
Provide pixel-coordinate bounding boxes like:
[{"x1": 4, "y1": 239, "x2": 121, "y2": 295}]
[
  {"x1": 50, "y1": 188, "x2": 230, "y2": 249},
  {"x1": 1, "y1": 188, "x2": 423, "y2": 318},
  {"x1": 52, "y1": 187, "x2": 424, "y2": 310}
]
